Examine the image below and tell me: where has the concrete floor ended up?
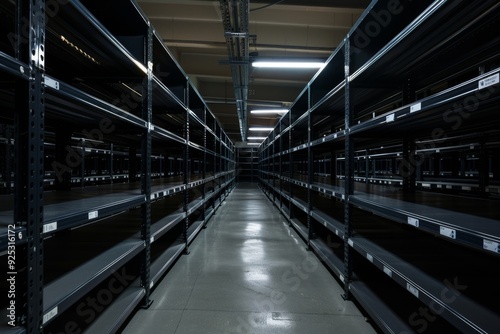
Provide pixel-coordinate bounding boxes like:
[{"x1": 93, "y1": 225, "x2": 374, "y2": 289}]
[{"x1": 122, "y1": 183, "x2": 377, "y2": 334}]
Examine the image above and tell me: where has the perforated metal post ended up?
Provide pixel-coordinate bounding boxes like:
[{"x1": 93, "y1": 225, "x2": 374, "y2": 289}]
[
  {"x1": 202, "y1": 107, "x2": 208, "y2": 228},
  {"x1": 14, "y1": 0, "x2": 45, "y2": 331},
  {"x1": 183, "y1": 87, "x2": 191, "y2": 254},
  {"x1": 402, "y1": 138, "x2": 416, "y2": 193},
  {"x1": 109, "y1": 143, "x2": 114, "y2": 184},
  {"x1": 343, "y1": 36, "x2": 354, "y2": 300},
  {"x1": 140, "y1": 26, "x2": 153, "y2": 308},
  {"x1": 307, "y1": 90, "x2": 314, "y2": 250},
  {"x1": 4, "y1": 125, "x2": 13, "y2": 193}
]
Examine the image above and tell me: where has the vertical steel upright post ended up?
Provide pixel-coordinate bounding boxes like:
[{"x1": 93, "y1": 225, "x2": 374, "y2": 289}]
[
  {"x1": 202, "y1": 107, "x2": 208, "y2": 227},
  {"x1": 307, "y1": 88, "x2": 314, "y2": 250},
  {"x1": 365, "y1": 149, "x2": 370, "y2": 184},
  {"x1": 402, "y1": 138, "x2": 416, "y2": 193},
  {"x1": 109, "y1": 143, "x2": 114, "y2": 184},
  {"x1": 140, "y1": 26, "x2": 153, "y2": 308},
  {"x1": 14, "y1": 0, "x2": 45, "y2": 331},
  {"x1": 183, "y1": 86, "x2": 191, "y2": 254},
  {"x1": 343, "y1": 37, "x2": 354, "y2": 300},
  {"x1": 4, "y1": 126, "x2": 13, "y2": 193},
  {"x1": 212, "y1": 121, "x2": 216, "y2": 211},
  {"x1": 81, "y1": 139, "x2": 86, "y2": 187},
  {"x1": 278, "y1": 123, "x2": 283, "y2": 209},
  {"x1": 289, "y1": 113, "x2": 294, "y2": 226}
]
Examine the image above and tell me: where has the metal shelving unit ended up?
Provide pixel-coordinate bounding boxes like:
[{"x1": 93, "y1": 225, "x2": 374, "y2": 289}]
[
  {"x1": 0, "y1": 1, "x2": 235, "y2": 333},
  {"x1": 236, "y1": 147, "x2": 259, "y2": 182},
  {"x1": 259, "y1": 1, "x2": 500, "y2": 332}
]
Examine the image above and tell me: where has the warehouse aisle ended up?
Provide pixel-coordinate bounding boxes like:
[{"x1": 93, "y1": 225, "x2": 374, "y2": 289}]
[{"x1": 121, "y1": 183, "x2": 376, "y2": 334}]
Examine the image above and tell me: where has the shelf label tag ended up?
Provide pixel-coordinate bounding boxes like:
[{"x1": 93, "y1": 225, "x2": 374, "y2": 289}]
[
  {"x1": 479, "y1": 73, "x2": 499, "y2": 89},
  {"x1": 406, "y1": 283, "x2": 419, "y2": 298},
  {"x1": 43, "y1": 307, "x2": 58, "y2": 324},
  {"x1": 45, "y1": 77, "x2": 60, "y2": 90},
  {"x1": 88, "y1": 211, "x2": 99, "y2": 220},
  {"x1": 340, "y1": 275, "x2": 345, "y2": 283},
  {"x1": 348, "y1": 239, "x2": 354, "y2": 247},
  {"x1": 483, "y1": 240, "x2": 499, "y2": 253},
  {"x1": 410, "y1": 103, "x2": 421, "y2": 113},
  {"x1": 323, "y1": 221, "x2": 328, "y2": 227},
  {"x1": 43, "y1": 222, "x2": 58, "y2": 234},
  {"x1": 383, "y1": 266, "x2": 392, "y2": 277},
  {"x1": 386, "y1": 114, "x2": 395, "y2": 123},
  {"x1": 150, "y1": 280, "x2": 154, "y2": 288},
  {"x1": 150, "y1": 236, "x2": 155, "y2": 244},
  {"x1": 440, "y1": 226, "x2": 456, "y2": 239},
  {"x1": 366, "y1": 253, "x2": 373, "y2": 263},
  {"x1": 407, "y1": 217, "x2": 419, "y2": 227}
]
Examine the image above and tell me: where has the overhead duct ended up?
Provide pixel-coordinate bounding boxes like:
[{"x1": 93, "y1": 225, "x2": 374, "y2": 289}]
[{"x1": 219, "y1": 0, "x2": 250, "y2": 142}]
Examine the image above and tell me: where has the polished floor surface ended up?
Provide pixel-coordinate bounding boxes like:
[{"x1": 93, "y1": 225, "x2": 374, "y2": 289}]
[{"x1": 122, "y1": 183, "x2": 377, "y2": 334}]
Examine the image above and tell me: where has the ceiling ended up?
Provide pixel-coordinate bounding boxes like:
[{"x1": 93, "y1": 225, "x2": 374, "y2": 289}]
[{"x1": 136, "y1": 0, "x2": 370, "y2": 145}]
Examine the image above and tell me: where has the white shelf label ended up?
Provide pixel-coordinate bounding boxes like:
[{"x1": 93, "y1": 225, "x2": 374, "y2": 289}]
[
  {"x1": 43, "y1": 307, "x2": 58, "y2": 324},
  {"x1": 386, "y1": 114, "x2": 395, "y2": 123},
  {"x1": 43, "y1": 222, "x2": 58, "y2": 234},
  {"x1": 88, "y1": 211, "x2": 99, "y2": 220},
  {"x1": 479, "y1": 73, "x2": 499, "y2": 89},
  {"x1": 334, "y1": 133, "x2": 338, "y2": 139},
  {"x1": 150, "y1": 194, "x2": 155, "y2": 200},
  {"x1": 383, "y1": 266, "x2": 392, "y2": 277},
  {"x1": 150, "y1": 280, "x2": 154, "y2": 288},
  {"x1": 483, "y1": 240, "x2": 499, "y2": 253},
  {"x1": 462, "y1": 186, "x2": 471, "y2": 191},
  {"x1": 335, "y1": 229, "x2": 339, "y2": 236},
  {"x1": 407, "y1": 217, "x2": 419, "y2": 227},
  {"x1": 348, "y1": 239, "x2": 354, "y2": 247},
  {"x1": 340, "y1": 275, "x2": 345, "y2": 283},
  {"x1": 323, "y1": 221, "x2": 328, "y2": 227},
  {"x1": 45, "y1": 77, "x2": 60, "y2": 90},
  {"x1": 422, "y1": 183, "x2": 431, "y2": 188},
  {"x1": 410, "y1": 102, "x2": 421, "y2": 113},
  {"x1": 150, "y1": 236, "x2": 155, "y2": 244},
  {"x1": 366, "y1": 253, "x2": 373, "y2": 263},
  {"x1": 440, "y1": 226, "x2": 456, "y2": 239},
  {"x1": 406, "y1": 283, "x2": 419, "y2": 298}
]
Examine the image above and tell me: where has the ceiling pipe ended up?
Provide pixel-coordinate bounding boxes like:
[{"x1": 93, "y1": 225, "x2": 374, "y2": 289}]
[{"x1": 219, "y1": 0, "x2": 250, "y2": 142}]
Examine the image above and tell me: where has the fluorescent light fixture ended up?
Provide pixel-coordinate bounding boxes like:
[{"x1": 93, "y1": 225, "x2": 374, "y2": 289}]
[
  {"x1": 252, "y1": 61, "x2": 324, "y2": 69},
  {"x1": 250, "y1": 109, "x2": 288, "y2": 114},
  {"x1": 247, "y1": 137, "x2": 266, "y2": 140},
  {"x1": 249, "y1": 127, "x2": 273, "y2": 131}
]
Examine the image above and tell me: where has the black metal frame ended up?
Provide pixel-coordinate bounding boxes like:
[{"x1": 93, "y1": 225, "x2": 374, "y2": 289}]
[
  {"x1": 257, "y1": 1, "x2": 500, "y2": 332},
  {"x1": 0, "y1": 1, "x2": 236, "y2": 332}
]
